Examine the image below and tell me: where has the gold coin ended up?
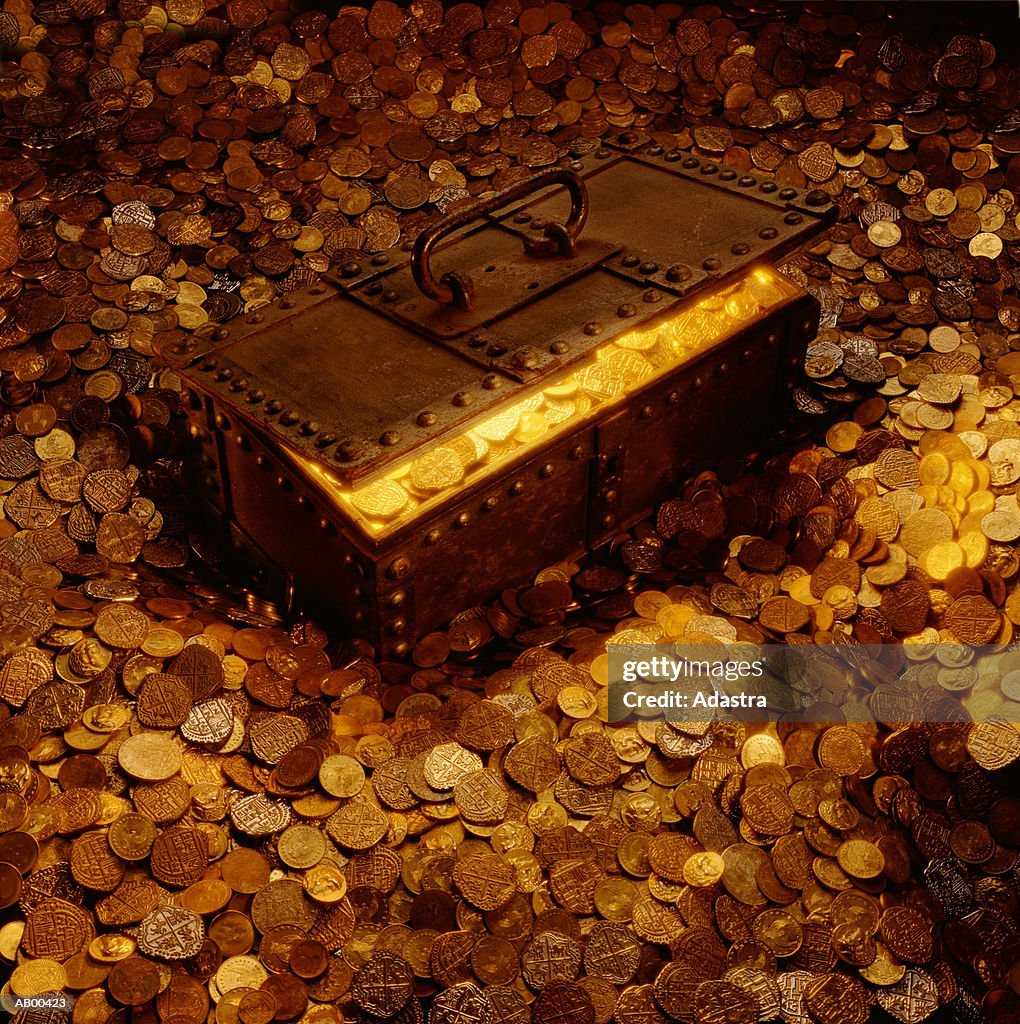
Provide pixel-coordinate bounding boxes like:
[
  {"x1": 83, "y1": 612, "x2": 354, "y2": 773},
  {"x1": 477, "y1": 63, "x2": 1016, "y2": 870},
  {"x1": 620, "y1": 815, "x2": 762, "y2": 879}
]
[
  {"x1": 318, "y1": 754, "x2": 366, "y2": 799},
  {"x1": 141, "y1": 626, "x2": 185, "y2": 657},
  {"x1": 683, "y1": 850, "x2": 725, "y2": 887},
  {"x1": 407, "y1": 447, "x2": 464, "y2": 492},
  {"x1": 349, "y1": 478, "x2": 409, "y2": 520},
  {"x1": 969, "y1": 232, "x2": 1003, "y2": 258},
  {"x1": 117, "y1": 732, "x2": 183, "y2": 781},
  {"x1": 867, "y1": 221, "x2": 902, "y2": 247},
  {"x1": 303, "y1": 860, "x2": 348, "y2": 904},
  {"x1": 558, "y1": 685, "x2": 597, "y2": 719},
  {"x1": 277, "y1": 824, "x2": 328, "y2": 869},
  {"x1": 836, "y1": 839, "x2": 885, "y2": 880},
  {"x1": 918, "y1": 540, "x2": 965, "y2": 581},
  {"x1": 10, "y1": 959, "x2": 68, "y2": 997}
]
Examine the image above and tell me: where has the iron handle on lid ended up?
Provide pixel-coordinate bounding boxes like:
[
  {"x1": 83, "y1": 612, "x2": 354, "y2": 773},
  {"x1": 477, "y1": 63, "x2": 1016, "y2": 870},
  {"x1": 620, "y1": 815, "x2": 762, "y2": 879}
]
[{"x1": 411, "y1": 167, "x2": 589, "y2": 312}]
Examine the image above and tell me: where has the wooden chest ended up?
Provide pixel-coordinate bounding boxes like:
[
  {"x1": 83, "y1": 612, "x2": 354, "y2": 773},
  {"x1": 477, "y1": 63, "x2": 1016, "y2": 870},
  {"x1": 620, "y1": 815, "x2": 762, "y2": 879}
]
[{"x1": 179, "y1": 147, "x2": 834, "y2": 655}]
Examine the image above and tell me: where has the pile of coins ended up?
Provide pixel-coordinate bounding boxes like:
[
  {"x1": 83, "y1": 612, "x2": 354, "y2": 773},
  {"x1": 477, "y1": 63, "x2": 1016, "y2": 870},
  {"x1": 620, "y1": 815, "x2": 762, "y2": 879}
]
[
  {"x1": 4, "y1": 536, "x2": 1019, "y2": 1024},
  {"x1": 1, "y1": 4, "x2": 1020, "y2": 1024}
]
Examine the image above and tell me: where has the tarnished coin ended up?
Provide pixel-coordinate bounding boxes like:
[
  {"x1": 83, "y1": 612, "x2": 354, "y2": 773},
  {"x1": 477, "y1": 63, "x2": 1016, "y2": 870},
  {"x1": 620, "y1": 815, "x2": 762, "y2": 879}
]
[
  {"x1": 352, "y1": 951, "x2": 414, "y2": 1017},
  {"x1": 137, "y1": 905, "x2": 205, "y2": 960}
]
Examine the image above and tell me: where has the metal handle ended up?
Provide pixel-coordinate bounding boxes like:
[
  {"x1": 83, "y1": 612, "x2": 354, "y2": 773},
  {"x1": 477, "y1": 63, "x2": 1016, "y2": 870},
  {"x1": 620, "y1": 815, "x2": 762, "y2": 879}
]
[{"x1": 411, "y1": 168, "x2": 589, "y2": 312}]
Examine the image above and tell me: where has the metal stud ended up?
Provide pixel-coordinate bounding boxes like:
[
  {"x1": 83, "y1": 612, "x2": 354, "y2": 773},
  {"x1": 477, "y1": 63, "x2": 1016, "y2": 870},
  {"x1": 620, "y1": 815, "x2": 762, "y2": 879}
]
[
  {"x1": 387, "y1": 557, "x2": 411, "y2": 579},
  {"x1": 511, "y1": 347, "x2": 540, "y2": 370},
  {"x1": 336, "y1": 440, "x2": 365, "y2": 461}
]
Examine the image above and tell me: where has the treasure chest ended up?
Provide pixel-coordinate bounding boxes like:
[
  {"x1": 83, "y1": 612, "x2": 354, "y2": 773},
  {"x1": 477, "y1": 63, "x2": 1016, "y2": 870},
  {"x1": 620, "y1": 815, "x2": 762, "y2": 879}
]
[{"x1": 179, "y1": 147, "x2": 834, "y2": 656}]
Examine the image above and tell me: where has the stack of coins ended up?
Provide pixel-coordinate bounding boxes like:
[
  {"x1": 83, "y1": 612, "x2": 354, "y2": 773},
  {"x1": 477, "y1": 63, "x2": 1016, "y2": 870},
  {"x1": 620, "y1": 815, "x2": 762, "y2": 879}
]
[{"x1": 0, "y1": 5, "x2": 1019, "y2": 1024}]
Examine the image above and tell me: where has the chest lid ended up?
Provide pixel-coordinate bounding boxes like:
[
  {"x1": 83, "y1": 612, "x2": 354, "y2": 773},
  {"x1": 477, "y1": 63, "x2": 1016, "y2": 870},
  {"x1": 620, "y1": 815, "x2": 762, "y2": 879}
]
[{"x1": 184, "y1": 150, "x2": 833, "y2": 488}]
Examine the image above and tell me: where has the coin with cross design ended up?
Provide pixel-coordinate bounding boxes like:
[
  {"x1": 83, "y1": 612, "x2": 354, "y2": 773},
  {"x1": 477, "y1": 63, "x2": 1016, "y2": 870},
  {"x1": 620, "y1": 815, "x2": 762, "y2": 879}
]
[
  {"x1": 453, "y1": 852, "x2": 516, "y2": 912},
  {"x1": 137, "y1": 905, "x2": 205, "y2": 959},
  {"x1": 431, "y1": 982, "x2": 495, "y2": 1024},
  {"x1": 325, "y1": 797, "x2": 389, "y2": 850},
  {"x1": 352, "y1": 950, "x2": 414, "y2": 1017},
  {"x1": 521, "y1": 931, "x2": 582, "y2": 990},
  {"x1": 876, "y1": 969, "x2": 940, "y2": 1023}
]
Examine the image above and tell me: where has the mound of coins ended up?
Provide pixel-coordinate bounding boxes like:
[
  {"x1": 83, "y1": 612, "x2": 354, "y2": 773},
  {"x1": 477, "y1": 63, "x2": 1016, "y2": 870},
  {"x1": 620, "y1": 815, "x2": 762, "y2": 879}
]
[
  {"x1": 1, "y1": 545, "x2": 1017, "y2": 1024},
  {"x1": 0, "y1": 4, "x2": 1020, "y2": 1024}
]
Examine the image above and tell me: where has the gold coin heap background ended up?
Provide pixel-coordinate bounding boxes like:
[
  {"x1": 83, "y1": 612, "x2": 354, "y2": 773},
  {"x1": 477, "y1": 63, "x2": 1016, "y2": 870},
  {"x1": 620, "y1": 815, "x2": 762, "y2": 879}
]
[{"x1": 1, "y1": 4, "x2": 1020, "y2": 1024}]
